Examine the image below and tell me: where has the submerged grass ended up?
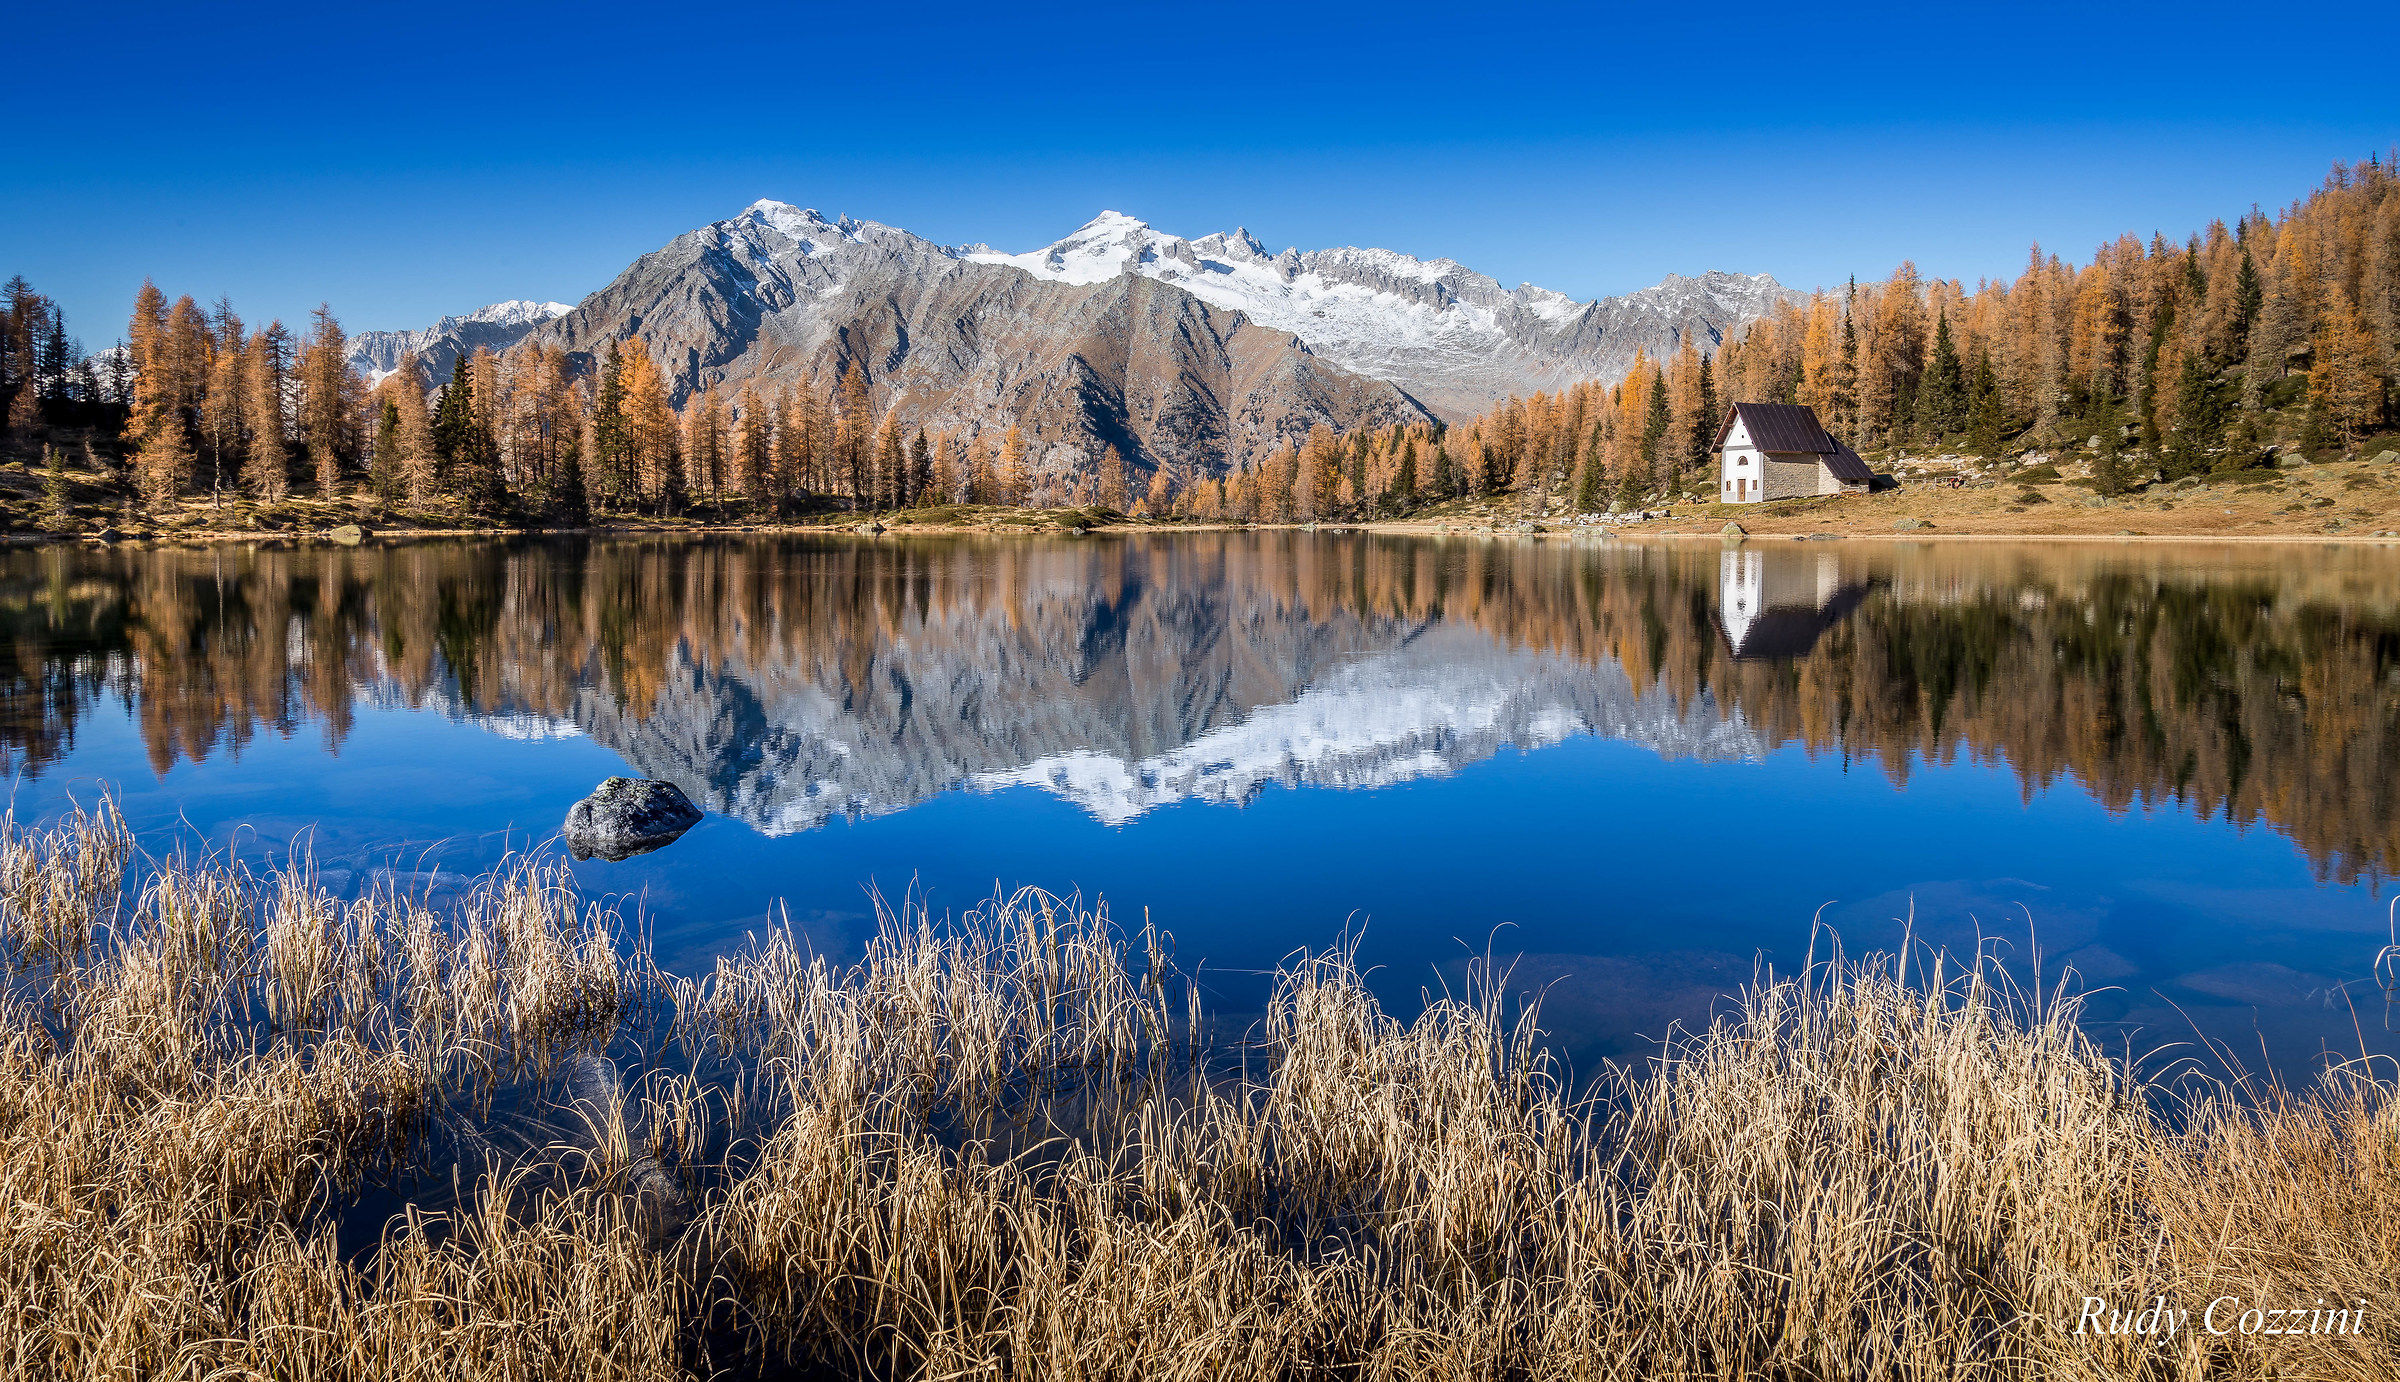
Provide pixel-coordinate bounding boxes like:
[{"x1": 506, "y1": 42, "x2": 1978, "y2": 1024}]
[{"x1": 1, "y1": 805, "x2": 2395, "y2": 1379}]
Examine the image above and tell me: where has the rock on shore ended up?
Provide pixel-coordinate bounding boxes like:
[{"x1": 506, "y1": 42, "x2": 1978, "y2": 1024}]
[{"x1": 563, "y1": 777, "x2": 703, "y2": 861}]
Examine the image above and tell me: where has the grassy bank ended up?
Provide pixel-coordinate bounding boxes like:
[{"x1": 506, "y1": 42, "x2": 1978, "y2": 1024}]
[{"x1": 2, "y1": 804, "x2": 2395, "y2": 1379}]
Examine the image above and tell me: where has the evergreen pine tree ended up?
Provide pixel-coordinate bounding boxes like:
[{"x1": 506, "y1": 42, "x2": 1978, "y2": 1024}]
[
  {"x1": 371, "y1": 398, "x2": 402, "y2": 506},
  {"x1": 1920, "y1": 310, "x2": 1966, "y2": 436},
  {"x1": 40, "y1": 307, "x2": 72, "y2": 407},
  {"x1": 1430, "y1": 444, "x2": 1459, "y2": 500},
  {"x1": 908, "y1": 431, "x2": 933, "y2": 507},
  {"x1": 1612, "y1": 459, "x2": 1645, "y2": 512},
  {"x1": 40, "y1": 444, "x2": 71, "y2": 532},
  {"x1": 2169, "y1": 352, "x2": 2225, "y2": 477},
  {"x1": 1574, "y1": 452, "x2": 1603, "y2": 514},
  {"x1": 1966, "y1": 348, "x2": 2004, "y2": 458},
  {"x1": 1832, "y1": 279, "x2": 1859, "y2": 441},
  {"x1": 432, "y1": 355, "x2": 501, "y2": 516},
  {"x1": 431, "y1": 355, "x2": 471, "y2": 484},
  {"x1": 2089, "y1": 393, "x2": 2136, "y2": 495},
  {"x1": 1641, "y1": 377, "x2": 1671, "y2": 487},
  {"x1": 593, "y1": 343, "x2": 627, "y2": 506},
  {"x1": 1690, "y1": 354, "x2": 1719, "y2": 471},
  {"x1": 2233, "y1": 246, "x2": 2263, "y2": 350},
  {"x1": 548, "y1": 427, "x2": 591, "y2": 526},
  {"x1": 1390, "y1": 442, "x2": 1417, "y2": 512},
  {"x1": 2299, "y1": 395, "x2": 2336, "y2": 457}
]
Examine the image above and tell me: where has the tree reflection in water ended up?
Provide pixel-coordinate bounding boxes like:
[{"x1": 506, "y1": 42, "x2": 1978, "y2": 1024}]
[{"x1": 0, "y1": 534, "x2": 2393, "y2": 886}]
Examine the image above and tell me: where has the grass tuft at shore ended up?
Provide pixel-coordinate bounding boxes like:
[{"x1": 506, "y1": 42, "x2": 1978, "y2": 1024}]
[{"x1": 1, "y1": 805, "x2": 2395, "y2": 1379}]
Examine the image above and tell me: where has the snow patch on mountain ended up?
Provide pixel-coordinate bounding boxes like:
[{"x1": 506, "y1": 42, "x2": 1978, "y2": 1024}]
[
  {"x1": 968, "y1": 209, "x2": 1155, "y2": 285},
  {"x1": 348, "y1": 300, "x2": 576, "y2": 386},
  {"x1": 735, "y1": 200, "x2": 902, "y2": 259},
  {"x1": 968, "y1": 213, "x2": 1794, "y2": 417},
  {"x1": 460, "y1": 300, "x2": 576, "y2": 327}
]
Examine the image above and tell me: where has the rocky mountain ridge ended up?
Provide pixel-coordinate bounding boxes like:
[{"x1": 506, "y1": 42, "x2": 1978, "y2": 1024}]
[
  {"x1": 968, "y1": 212, "x2": 1796, "y2": 418},
  {"x1": 360, "y1": 201, "x2": 1794, "y2": 480},
  {"x1": 523, "y1": 201, "x2": 1428, "y2": 481},
  {"x1": 348, "y1": 300, "x2": 572, "y2": 386}
]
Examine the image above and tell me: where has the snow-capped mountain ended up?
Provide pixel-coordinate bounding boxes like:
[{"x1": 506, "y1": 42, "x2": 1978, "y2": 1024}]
[
  {"x1": 525, "y1": 200, "x2": 1427, "y2": 478},
  {"x1": 348, "y1": 300, "x2": 574, "y2": 387},
  {"x1": 361, "y1": 200, "x2": 1793, "y2": 474},
  {"x1": 967, "y1": 212, "x2": 1795, "y2": 418}
]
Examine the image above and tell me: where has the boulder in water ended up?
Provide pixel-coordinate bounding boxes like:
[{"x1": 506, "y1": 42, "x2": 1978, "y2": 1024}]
[
  {"x1": 562, "y1": 1054, "x2": 692, "y2": 1242},
  {"x1": 1719, "y1": 521, "x2": 1747, "y2": 540},
  {"x1": 326, "y1": 523, "x2": 370, "y2": 545},
  {"x1": 563, "y1": 777, "x2": 703, "y2": 861}
]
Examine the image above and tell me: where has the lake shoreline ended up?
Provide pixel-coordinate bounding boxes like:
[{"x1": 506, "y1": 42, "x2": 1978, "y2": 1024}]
[
  {"x1": 13, "y1": 447, "x2": 2400, "y2": 546},
  {"x1": 22, "y1": 516, "x2": 2400, "y2": 546}
]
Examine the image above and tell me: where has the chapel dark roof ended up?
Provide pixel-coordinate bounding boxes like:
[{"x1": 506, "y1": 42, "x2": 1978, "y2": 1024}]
[
  {"x1": 1820, "y1": 438, "x2": 1874, "y2": 483},
  {"x1": 1714, "y1": 402, "x2": 1876, "y2": 484},
  {"x1": 1715, "y1": 401, "x2": 1837, "y2": 454}
]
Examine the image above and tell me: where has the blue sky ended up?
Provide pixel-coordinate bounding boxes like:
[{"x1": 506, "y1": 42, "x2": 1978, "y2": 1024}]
[{"x1": 6, "y1": 1, "x2": 2396, "y2": 344}]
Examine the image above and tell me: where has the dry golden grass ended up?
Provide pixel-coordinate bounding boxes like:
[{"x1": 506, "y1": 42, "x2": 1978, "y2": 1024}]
[{"x1": 1, "y1": 806, "x2": 2394, "y2": 1379}]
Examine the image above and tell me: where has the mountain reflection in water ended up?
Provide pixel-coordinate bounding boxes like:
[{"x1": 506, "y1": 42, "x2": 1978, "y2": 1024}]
[
  {"x1": 2, "y1": 533, "x2": 2394, "y2": 886},
  {"x1": 9, "y1": 531, "x2": 2400, "y2": 1077}
]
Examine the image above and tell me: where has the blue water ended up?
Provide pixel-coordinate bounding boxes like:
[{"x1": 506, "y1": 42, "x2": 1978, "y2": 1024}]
[{"x1": 4, "y1": 533, "x2": 2392, "y2": 1079}]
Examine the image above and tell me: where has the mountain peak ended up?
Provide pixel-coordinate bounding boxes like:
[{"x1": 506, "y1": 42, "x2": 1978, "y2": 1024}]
[
  {"x1": 1189, "y1": 227, "x2": 1275, "y2": 264},
  {"x1": 735, "y1": 200, "x2": 844, "y2": 240},
  {"x1": 961, "y1": 209, "x2": 1166, "y2": 285},
  {"x1": 459, "y1": 299, "x2": 574, "y2": 327}
]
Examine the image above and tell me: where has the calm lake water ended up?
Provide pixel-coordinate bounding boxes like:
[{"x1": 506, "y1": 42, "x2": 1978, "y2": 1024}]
[{"x1": 4, "y1": 532, "x2": 2396, "y2": 1080}]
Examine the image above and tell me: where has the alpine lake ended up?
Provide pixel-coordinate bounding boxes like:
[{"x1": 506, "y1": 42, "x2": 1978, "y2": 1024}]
[{"x1": 6, "y1": 529, "x2": 2397, "y2": 1085}]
